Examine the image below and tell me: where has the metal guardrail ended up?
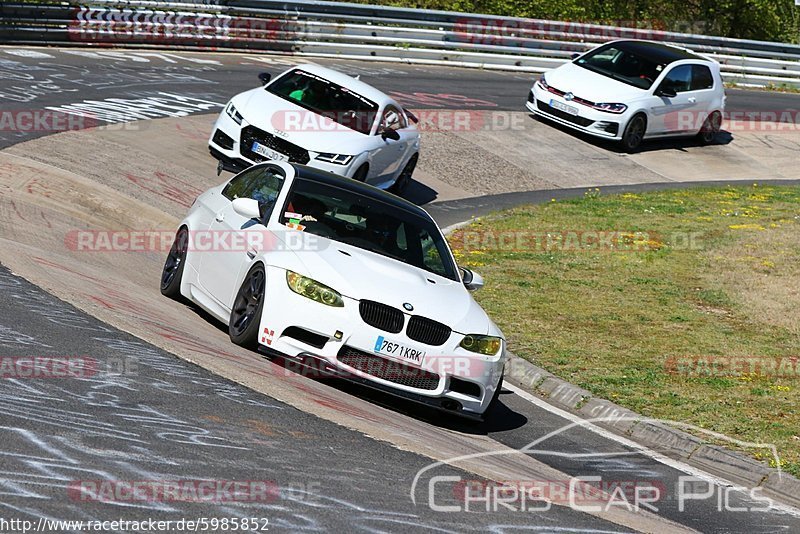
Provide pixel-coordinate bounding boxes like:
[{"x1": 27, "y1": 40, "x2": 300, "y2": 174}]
[{"x1": 2, "y1": 0, "x2": 800, "y2": 87}]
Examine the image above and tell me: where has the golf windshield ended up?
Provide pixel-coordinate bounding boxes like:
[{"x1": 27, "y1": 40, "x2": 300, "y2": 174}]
[
  {"x1": 281, "y1": 178, "x2": 459, "y2": 281},
  {"x1": 268, "y1": 69, "x2": 379, "y2": 135},
  {"x1": 575, "y1": 44, "x2": 666, "y2": 89}
]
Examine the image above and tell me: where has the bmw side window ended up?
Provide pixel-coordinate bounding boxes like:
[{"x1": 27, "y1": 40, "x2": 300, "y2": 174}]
[
  {"x1": 222, "y1": 166, "x2": 284, "y2": 216},
  {"x1": 691, "y1": 65, "x2": 714, "y2": 90},
  {"x1": 660, "y1": 65, "x2": 693, "y2": 93},
  {"x1": 419, "y1": 230, "x2": 448, "y2": 277}
]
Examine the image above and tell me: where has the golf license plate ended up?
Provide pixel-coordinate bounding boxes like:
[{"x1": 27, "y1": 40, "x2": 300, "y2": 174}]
[
  {"x1": 374, "y1": 335, "x2": 426, "y2": 366},
  {"x1": 251, "y1": 141, "x2": 289, "y2": 162},
  {"x1": 550, "y1": 99, "x2": 579, "y2": 116}
]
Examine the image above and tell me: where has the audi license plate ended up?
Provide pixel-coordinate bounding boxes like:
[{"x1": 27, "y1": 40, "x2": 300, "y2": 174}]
[{"x1": 251, "y1": 141, "x2": 289, "y2": 162}]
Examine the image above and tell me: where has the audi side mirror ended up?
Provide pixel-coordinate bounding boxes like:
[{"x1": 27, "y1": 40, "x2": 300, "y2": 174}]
[
  {"x1": 381, "y1": 129, "x2": 401, "y2": 141},
  {"x1": 258, "y1": 72, "x2": 271, "y2": 86}
]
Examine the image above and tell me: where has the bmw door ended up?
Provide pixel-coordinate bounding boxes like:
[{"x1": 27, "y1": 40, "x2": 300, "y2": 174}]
[{"x1": 198, "y1": 165, "x2": 285, "y2": 310}]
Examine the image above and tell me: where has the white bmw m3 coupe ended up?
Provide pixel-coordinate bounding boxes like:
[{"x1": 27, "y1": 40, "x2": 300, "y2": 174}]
[
  {"x1": 209, "y1": 64, "x2": 420, "y2": 194},
  {"x1": 160, "y1": 161, "x2": 506, "y2": 419}
]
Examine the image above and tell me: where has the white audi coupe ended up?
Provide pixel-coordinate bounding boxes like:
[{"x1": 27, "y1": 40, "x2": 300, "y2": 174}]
[{"x1": 209, "y1": 64, "x2": 420, "y2": 194}]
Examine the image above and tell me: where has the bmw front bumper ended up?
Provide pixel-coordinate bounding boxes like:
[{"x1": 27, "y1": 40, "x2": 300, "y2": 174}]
[{"x1": 256, "y1": 265, "x2": 506, "y2": 417}]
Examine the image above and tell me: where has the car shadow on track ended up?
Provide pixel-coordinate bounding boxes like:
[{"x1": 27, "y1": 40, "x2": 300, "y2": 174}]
[
  {"x1": 397, "y1": 178, "x2": 438, "y2": 206},
  {"x1": 261, "y1": 351, "x2": 528, "y2": 434},
  {"x1": 529, "y1": 113, "x2": 734, "y2": 154}
]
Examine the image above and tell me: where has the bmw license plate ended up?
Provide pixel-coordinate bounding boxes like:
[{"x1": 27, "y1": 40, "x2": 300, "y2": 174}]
[
  {"x1": 374, "y1": 335, "x2": 426, "y2": 366},
  {"x1": 550, "y1": 99, "x2": 579, "y2": 116},
  {"x1": 251, "y1": 141, "x2": 289, "y2": 162}
]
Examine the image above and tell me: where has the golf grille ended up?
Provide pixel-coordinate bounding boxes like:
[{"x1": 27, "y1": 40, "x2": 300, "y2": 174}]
[
  {"x1": 406, "y1": 316, "x2": 451, "y2": 346},
  {"x1": 338, "y1": 346, "x2": 440, "y2": 390}
]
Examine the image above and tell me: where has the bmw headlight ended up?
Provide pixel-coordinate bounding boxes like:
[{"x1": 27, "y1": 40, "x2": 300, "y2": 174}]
[
  {"x1": 225, "y1": 102, "x2": 243, "y2": 125},
  {"x1": 460, "y1": 335, "x2": 502, "y2": 356},
  {"x1": 592, "y1": 103, "x2": 628, "y2": 114},
  {"x1": 286, "y1": 271, "x2": 344, "y2": 307},
  {"x1": 315, "y1": 153, "x2": 354, "y2": 165}
]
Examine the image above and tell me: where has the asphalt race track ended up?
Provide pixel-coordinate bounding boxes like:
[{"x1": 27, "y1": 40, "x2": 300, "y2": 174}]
[{"x1": 2, "y1": 46, "x2": 800, "y2": 533}]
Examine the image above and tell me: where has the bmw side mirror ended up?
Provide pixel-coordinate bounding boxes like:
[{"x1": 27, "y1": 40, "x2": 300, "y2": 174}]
[
  {"x1": 258, "y1": 72, "x2": 271, "y2": 86},
  {"x1": 381, "y1": 129, "x2": 401, "y2": 141},
  {"x1": 570, "y1": 52, "x2": 580, "y2": 60},
  {"x1": 461, "y1": 268, "x2": 484, "y2": 291},
  {"x1": 656, "y1": 86, "x2": 677, "y2": 98},
  {"x1": 232, "y1": 198, "x2": 261, "y2": 220}
]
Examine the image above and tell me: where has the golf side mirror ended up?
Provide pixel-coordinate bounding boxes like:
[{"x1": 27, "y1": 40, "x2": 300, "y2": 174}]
[
  {"x1": 656, "y1": 86, "x2": 677, "y2": 98},
  {"x1": 258, "y1": 72, "x2": 271, "y2": 86}
]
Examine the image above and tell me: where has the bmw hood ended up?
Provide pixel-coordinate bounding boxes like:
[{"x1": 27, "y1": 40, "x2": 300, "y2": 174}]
[
  {"x1": 273, "y1": 230, "x2": 493, "y2": 336},
  {"x1": 234, "y1": 88, "x2": 372, "y2": 155},
  {"x1": 543, "y1": 62, "x2": 647, "y2": 103}
]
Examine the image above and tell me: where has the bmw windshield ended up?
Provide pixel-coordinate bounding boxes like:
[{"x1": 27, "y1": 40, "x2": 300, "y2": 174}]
[
  {"x1": 267, "y1": 69, "x2": 379, "y2": 135},
  {"x1": 280, "y1": 178, "x2": 460, "y2": 281}
]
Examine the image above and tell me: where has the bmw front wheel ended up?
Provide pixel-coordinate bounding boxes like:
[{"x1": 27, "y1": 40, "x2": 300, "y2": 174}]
[{"x1": 229, "y1": 264, "x2": 266, "y2": 349}]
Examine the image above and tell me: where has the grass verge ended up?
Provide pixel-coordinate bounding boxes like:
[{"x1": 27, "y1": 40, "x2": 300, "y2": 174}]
[{"x1": 449, "y1": 185, "x2": 800, "y2": 475}]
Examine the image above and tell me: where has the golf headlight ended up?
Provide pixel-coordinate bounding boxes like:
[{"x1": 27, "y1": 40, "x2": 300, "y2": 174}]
[
  {"x1": 460, "y1": 335, "x2": 502, "y2": 356},
  {"x1": 286, "y1": 271, "x2": 344, "y2": 307},
  {"x1": 593, "y1": 103, "x2": 628, "y2": 114},
  {"x1": 537, "y1": 74, "x2": 549, "y2": 90},
  {"x1": 225, "y1": 102, "x2": 243, "y2": 125},
  {"x1": 315, "y1": 153, "x2": 354, "y2": 165}
]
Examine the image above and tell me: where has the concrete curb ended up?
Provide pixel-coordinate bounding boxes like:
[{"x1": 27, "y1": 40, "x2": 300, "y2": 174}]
[{"x1": 503, "y1": 354, "x2": 800, "y2": 510}]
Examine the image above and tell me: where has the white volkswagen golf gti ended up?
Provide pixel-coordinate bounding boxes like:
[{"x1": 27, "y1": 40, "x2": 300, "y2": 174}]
[
  {"x1": 526, "y1": 40, "x2": 726, "y2": 152},
  {"x1": 209, "y1": 64, "x2": 420, "y2": 194},
  {"x1": 160, "y1": 161, "x2": 506, "y2": 419}
]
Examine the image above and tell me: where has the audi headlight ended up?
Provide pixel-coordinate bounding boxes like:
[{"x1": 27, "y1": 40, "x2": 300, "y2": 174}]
[
  {"x1": 225, "y1": 102, "x2": 243, "y2": 125},
  {"x1": 286, "y1": 271, "x2": 344, "y2": 307},
  {"x1": 592, "y1": 103, "x2": 628, "y2": 114},
  {"x1": 315, "y1": 153, "x2": 354, "y2": 165},
  {"x1": 460, "y1": 335, "x2": 502, "y2": 356}
]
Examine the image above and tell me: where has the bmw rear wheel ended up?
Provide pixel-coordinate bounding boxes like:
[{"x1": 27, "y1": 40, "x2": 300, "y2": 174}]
[
  {"x1": 229, "y1": 264, "x2": 266, "y2": 349},
  {"x1": 160, "y1": 226, "x2": 188, "y2": 299}
]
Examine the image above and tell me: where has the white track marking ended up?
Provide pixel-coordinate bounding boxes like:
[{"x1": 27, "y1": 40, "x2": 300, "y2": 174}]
[{"x1": 504, "y1": 382, "x2": 800, "y2": 517}]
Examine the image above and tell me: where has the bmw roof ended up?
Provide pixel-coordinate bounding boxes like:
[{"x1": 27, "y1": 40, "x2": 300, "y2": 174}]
[{"x1": 292, "y1": 164, "x2": 432, "y2": 220}]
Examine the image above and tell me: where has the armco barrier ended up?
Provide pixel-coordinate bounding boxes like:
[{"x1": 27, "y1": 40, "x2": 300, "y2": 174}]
[{"x1": 1, "y1": 0, "x2": 799, "y2": 87}]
